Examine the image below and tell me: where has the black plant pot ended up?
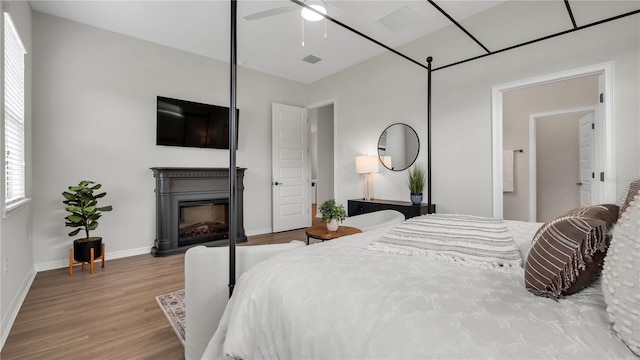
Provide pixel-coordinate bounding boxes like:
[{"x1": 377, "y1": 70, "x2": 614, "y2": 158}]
[
  {"x1": 73, "y1": 237, "x2": 102, "y2": 263},
  {"x1": 410, "y1": 193, "x2": 423, "y2": 205}
]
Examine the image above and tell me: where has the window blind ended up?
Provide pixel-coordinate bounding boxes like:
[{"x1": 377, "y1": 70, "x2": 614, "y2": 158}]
[{"x1": 4, "y1": 12, "x2": 26, "y2": 206}]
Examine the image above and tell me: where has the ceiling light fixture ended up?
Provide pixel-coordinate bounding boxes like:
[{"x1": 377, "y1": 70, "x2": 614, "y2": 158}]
[
  {"x1": 301, "y1": 3, "x2": 326, "y2": 22},
  {"x1": 300, "y1": 1, "x2": 328, "y2": 47}
]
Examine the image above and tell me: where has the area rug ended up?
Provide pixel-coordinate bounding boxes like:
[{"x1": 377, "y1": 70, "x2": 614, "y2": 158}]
[{"x1": 156, "y1": 289, "x2": 186, "y2": 345}]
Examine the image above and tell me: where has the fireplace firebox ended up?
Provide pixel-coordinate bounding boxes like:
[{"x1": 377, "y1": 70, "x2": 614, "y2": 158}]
[
  {"x1": 178, "y1": 199, "x2": 229, "y2": 246},
  {"x1": 151, "y1": 167, "x2": 247, "y2": 257}
]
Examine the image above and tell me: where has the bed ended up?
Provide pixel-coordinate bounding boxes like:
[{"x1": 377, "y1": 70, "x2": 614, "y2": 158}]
[
  {"x1": 196, "y1": 187, "x2": 639, "y2": 359},
  {"x1": 200, "y1": 5, "x2": 640, "y2": 356}
]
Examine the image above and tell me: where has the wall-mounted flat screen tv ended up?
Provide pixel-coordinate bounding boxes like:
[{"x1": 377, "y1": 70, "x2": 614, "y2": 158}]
[{"x1": 156, "y1": 96, "x2": 239, "y2": 149}]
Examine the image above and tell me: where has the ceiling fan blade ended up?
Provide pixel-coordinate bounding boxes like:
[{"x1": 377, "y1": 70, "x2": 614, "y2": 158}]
[{"x1": 243, "y1": 5, "x2": 298, "y2": 21}]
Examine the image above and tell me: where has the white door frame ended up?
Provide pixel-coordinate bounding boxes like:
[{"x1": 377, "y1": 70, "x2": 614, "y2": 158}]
[
  {"x1": 491, "y1": 62, "x2": 615, "y2": 218},
  {"x1": 528, "y1": 106, "x2": 597, "y2": 222}
]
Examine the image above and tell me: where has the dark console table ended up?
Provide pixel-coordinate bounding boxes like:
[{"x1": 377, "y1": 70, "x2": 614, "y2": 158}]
[{"x1": 348, "y1": 199, "x2": 436, "y2": 219}]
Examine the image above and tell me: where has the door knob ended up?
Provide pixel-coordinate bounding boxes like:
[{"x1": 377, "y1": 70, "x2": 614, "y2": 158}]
[
  {"x1": 576, "y1": 182, "x2": 583, "y2": 186},
  {"x1": 274, "y1": 181, "x2": 282, "y2": 186}
]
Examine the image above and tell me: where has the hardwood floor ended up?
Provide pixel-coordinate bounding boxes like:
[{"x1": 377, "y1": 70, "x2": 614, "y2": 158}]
[{"x1": 0, "y1": 214, "x2": 320, "y2": 359}]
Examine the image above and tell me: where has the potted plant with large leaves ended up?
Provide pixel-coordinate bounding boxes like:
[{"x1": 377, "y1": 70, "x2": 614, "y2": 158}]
[
  {"x1": 318, "y1": 199, "x2": 347, "y2": 232},
  {"x1": 63, "y1": 180, "x2": 113, "y2": 263},
  {"x1": 407, "y1": 164, "x2": 426, "y2": 205}
]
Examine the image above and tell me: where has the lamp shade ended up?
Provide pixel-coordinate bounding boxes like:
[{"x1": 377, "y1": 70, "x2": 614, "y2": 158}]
[{"x1": 355, "y1": 155, "x2": 379, "y2": 174}]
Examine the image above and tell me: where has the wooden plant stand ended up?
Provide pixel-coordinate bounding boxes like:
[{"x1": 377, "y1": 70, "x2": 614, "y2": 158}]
[{"x1": 69, "y1": 243, "x2": 105, "y2": 276}]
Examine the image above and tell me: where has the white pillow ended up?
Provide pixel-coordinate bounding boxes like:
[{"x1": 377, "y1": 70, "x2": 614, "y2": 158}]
[
  {"x1": 368, "y1": 214, "x2": 522, "y2": 269},
  {"x1": 602, "y1": 192, "x2": 640, "y2": 355}
]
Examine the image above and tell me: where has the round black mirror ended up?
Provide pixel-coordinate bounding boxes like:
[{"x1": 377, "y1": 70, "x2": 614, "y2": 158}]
[{"x1": 377, "y1": 123, "x2": 420, "y2": 171}]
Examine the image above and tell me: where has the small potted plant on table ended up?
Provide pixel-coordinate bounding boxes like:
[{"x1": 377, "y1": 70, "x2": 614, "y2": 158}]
[
  {"x1": 318, "y1": 199, "x2": 347, "y2": 232},
  {"x1": 407, "y1": 164, "x2": 426, "y2": 205},
  {"x1": 63, "y1": 180, "x2": 113, "y2": 275}
]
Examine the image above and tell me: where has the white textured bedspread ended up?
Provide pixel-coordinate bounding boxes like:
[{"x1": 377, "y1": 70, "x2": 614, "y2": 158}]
[{"x1": 205, "y1": 226, "x2": 635, "y2": 359}]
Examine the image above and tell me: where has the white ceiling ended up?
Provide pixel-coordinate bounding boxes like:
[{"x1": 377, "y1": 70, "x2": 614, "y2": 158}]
[{"x1": 29, "y1": 0, "x2": 640, "y2": 83}]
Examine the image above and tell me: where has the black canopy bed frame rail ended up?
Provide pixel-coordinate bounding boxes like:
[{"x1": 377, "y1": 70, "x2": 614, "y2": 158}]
[
  {"x1": 226, "y1": 0, "x2": 639, "y2": 295},
  {"x1": 228, "y1": 0, "x2": 238, "y2": 296},
  {"x1": 291, "y1": 0, "x2": 639, "y2": 72}
]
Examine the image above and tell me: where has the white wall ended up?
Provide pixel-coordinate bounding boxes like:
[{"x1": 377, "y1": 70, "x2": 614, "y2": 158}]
[
  {"x1": 308, "y1": 7, "x2": 639, "y2": 215},
  {"x1": 1, "y1": 1, "x2": 34, "y2": 348},
  {"x1": 30, "y1": 12, "x2": 307, "y2": 271}
]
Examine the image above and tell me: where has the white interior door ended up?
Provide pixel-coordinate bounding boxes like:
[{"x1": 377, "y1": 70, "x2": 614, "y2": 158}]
[
  {"x1": 272, "y1": 103, "x2": 310, "y2": 232},
  {"x1": 578, "y1": 112, "x2": 594, "y2": 206}
]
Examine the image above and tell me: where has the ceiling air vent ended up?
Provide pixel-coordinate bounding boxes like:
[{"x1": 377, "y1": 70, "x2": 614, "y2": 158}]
[
  {"x1": 302, "y1": 55, "x2": 322, "y2": 64},
  {"x1": 378, "y1": 6, "x2": 418, "y2": 32}
]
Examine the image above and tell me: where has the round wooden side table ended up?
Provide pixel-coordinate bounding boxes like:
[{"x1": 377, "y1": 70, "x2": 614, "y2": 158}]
[{"x1": 304, "y1": 225, "x2": 362, "y2": 245}]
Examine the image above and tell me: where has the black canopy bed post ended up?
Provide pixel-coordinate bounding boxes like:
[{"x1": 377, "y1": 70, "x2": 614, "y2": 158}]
[
  {"x1": 228, "y1": 0, "x2": 238, "y2": 298},
  {"x1": 426, "y1": 56, "x2": 433, "y2": 211}
]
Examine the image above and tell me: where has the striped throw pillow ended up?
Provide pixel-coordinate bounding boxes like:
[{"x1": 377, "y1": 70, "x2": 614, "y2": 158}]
[
  {"x1": 368, "y1": 214, "x2": 522, "y2": 268},
  {"x1": 524, "y1": 204, "x2": 618, "y2": 298}
]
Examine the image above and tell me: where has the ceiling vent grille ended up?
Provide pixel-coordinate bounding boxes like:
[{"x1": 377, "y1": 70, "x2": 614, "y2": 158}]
[
  {"x1": 378, "y1": 6, "x2": 418, "y2": 32},
  {"x1": 302, "y1": 55, "x2": 322, "y2": 64}
]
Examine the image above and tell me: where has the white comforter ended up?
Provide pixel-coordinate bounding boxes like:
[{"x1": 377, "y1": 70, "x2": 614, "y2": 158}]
[{"x1": 205, "y1": 222, "x2": 635, "y2": 359}]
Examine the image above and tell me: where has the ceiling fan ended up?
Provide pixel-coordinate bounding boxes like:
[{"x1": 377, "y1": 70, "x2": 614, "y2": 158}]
[
  {"x1": 243, "y1": 5, "x2": 299, "y2": 21},
  {"x1": 243, "y1": 1, "x2": 327, "y2": 21}
]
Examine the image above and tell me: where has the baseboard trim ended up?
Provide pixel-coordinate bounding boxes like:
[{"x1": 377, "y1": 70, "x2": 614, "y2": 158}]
[
  {"x1": 34, "y1": 246, "x2": 153, "y2": 272},
  {"x1": 1, "y1": 265, "x2": 36, "y2": 351}
]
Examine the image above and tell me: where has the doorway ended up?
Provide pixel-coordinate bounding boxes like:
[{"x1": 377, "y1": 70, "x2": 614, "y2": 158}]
[
  {"x1": 271, "y1": 103, "x2": 310, "y2": 232},
  {"x1": 492, "y1": 62, "x2": 615, "y2": 220},
  {"x1": 271, "y1": 102, "x2": 334, "y2": 232},
  {"x1": 529, "y1": 108, "x2": 596, "y2": 222},
  {"x1": 309, "y1": 103, "x2": 335, "y2": 219}
]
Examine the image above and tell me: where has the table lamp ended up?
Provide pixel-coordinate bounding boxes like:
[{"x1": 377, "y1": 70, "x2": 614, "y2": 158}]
[{"x1": 355, "y1": 155, "x2": 379, "y2": 201}]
